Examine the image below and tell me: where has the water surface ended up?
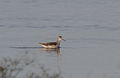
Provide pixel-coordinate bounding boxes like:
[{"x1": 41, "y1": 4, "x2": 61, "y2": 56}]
[{"x1": 0, "y1": 0, "x2": 120, "y2": 78}]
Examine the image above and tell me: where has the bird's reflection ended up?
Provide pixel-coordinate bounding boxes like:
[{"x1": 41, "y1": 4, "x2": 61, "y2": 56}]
[
  {"x1": 41, "y1": 48, "x2": 61, "y2": 58},
  {"x1": 41, "y1": 48, "x2": 62, "y2": 74}
]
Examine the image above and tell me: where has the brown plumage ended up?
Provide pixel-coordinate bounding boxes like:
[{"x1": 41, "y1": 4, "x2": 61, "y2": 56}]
[
  {"x1": 40, "y1": 36, "x2": 65, "y2": 48},
  {"x1": 0, "y1": 66, "x2": 4, "y2": 71},
  {"x1": 40, "y1": 42, "x2": 57, "y2": 46}
]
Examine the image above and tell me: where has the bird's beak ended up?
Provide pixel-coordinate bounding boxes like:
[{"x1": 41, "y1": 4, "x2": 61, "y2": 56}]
[{"x1": 62, "y1": 39, "x2": 66, "y2": 41}]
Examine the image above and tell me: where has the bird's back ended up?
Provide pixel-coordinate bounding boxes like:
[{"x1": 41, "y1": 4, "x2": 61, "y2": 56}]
[
  {"x1": 40, "y1": 42, "x2": 57, "y2": 46},
  {"x1": 40, "y1": 42, "x2": 58, "y2": 48}
]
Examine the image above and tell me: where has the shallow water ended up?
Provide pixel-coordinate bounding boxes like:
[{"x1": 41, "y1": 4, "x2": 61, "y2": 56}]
[{"x1": 0, "y1": 0, "x2": 120, "y2": 78}]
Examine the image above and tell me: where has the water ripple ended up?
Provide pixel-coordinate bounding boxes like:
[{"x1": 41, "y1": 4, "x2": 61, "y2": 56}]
[
  {"x1": 50, "y1": 25, "x2": 73, "y2": 29},
  {"x1": 10, "y1": 47, "x2": 41, "y2": 49},
  {"x1": 0, "y1": 25, "x2": 5, "y2": 27},
  {"x1": 81, "y1": 37, "x2": 120, "y2": 43},
  {"x1": 83, "y1": 25, "x2": 120, "y2": 31},
  {"x1": 26, "y1": 25, "x2": 47, "y2": 29}
]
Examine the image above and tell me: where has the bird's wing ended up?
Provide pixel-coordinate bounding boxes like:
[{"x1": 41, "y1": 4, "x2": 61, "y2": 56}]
[
  {"x1": 47, "y1": 42, "x2": 57, "y2": 45},
  {"x1": 40, "y1": 42, "x2": 57, "y2": 46}
]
